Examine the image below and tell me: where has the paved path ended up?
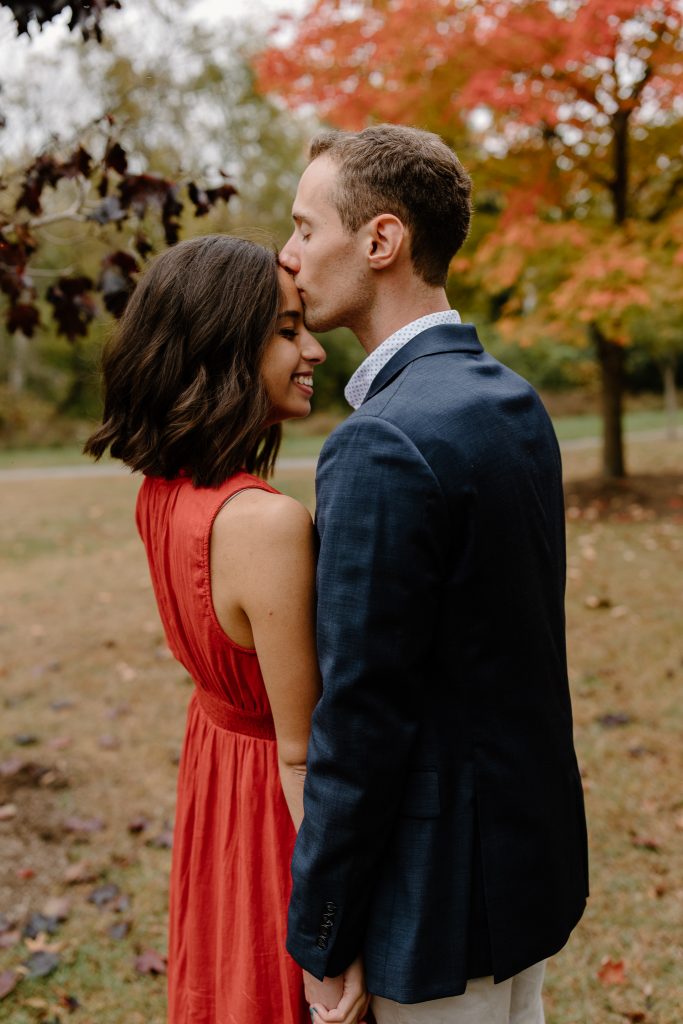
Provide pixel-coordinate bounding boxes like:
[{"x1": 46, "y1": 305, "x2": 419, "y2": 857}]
[
  {"x1": 0, "y1": 429, "x2": 677, "y2": 483},
  {"x1": 0, "y1": 457, "x2": 320, "y2": 482}
]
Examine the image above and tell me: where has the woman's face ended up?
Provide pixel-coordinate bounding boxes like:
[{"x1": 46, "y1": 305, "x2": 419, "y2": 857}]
[{"x1": 261, "y1": 268, "x2": 326, "y2": 423}]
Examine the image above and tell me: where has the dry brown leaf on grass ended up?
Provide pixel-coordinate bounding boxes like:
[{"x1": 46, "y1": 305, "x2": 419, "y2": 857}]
[
  {"x1": 22, "y1": 949, "x2": 61, "y2": 977},
  {"x1": 108, "y1": 920, "x2": 131, "y2": 940},
  {"x1": 597, "y1": 957, "x2": 626, "y2": 986},
  {"x1": 62, "y1": 815, "x2": 106, "y2": 834},
  {"x1": 88, "y1": 882, "x2": 121, "y2": 908},
  {"x1": 64, "y1": 859, "x2": 101, "y2": 884},
  {"x1": 134, "y1": 948, "x2": 167, "y2": 975},
  {"x1": 630, "y1": 835, "x2": 661, "y2": 852},
  {"x1": 0, "y1": 929, "x2": 21, "y2": 949},
  {"x1": 0, "y1": 969, "x2": 21, "y2": 1000},
  {"x1": 127, "y1": 815, "x2": 150, "y2": 834},
  {"x1": 41, "y1": 896, "x2": 71, "y2": 921}
]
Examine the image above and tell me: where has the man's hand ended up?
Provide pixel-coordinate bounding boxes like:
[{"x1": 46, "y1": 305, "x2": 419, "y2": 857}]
[{"x1": 305, "y1": 958, "x2": 369, "y2": 1024}]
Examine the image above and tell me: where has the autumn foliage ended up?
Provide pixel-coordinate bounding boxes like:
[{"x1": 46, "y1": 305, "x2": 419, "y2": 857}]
[{"x1": 258, "y1": 0, "x2": 683, "y2": 476}]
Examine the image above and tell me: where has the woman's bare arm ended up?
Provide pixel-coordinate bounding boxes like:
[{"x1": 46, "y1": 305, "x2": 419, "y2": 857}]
[{"x1": 210, "y1": 490, "x2": 320, "y2": 828}]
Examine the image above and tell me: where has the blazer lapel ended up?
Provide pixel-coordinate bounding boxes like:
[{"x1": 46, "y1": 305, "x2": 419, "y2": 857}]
[{"x1": 363, "y1": 323, "x2": 484, "y2": 405}]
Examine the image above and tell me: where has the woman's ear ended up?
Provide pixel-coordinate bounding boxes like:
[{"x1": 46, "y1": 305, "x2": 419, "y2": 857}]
[{"x1": 365, "y1": 214, "x2": 405, "y2": 271}]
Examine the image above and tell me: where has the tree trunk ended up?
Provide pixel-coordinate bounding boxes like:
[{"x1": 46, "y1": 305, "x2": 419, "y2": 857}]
[
  {"x1": 8, "y1": 330, "x2": 29, "y2": 394},
  {"x1": 661, "y1": 355, "x2": 678, "y2": 440},
  {"x1": 593, "y1": 325, "x2": 626, "y2": 478}
]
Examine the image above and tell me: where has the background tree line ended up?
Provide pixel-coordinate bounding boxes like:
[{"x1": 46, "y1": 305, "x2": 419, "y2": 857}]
[{"x1": 1, "y1": 0, "x2": 682, "y2": 477}]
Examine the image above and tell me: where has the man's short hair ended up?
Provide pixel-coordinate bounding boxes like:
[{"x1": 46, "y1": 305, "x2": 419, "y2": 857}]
[{"x1": 309, "y1": 124, "x2": 472, "y2": 287}]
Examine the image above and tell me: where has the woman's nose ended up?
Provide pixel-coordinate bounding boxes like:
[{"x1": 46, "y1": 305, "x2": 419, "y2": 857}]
[
  {"x1": 279, "y1": 236, "x2": 300, "y2": 274},
  {"x1": 304, "y1": 333, "x2": 326, "y2": 365}
]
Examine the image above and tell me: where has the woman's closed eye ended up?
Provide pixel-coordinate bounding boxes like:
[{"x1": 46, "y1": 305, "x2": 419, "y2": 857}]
[{"x1": 280, "y1": 328, "x2": 299, "y2": 340}]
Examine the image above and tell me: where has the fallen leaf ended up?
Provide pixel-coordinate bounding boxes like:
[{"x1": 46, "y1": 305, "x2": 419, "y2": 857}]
[
  {"x1": 134, "y1": 948, "x2": 167, "y2": 975},
  {"x1": 23, "y1": 913, "x2": 60, "y2": 939},
  {"x1": 0, "y1": 803, "x2": 17, "y2": 821},
  {"x1": 631, "y1": 836, "x2": 661, "y2": 853},
  {"x1": 628, "y1": 746, "x2": 654, "y2": 759},
  {"x1": 598, "y1": 958, "x2": 626, "y2": 986},
  {"x1": 24, "y1": 934, "x2": 61, "y2": 954},
  {"x1": 22, "y1": 950, "x2": 61, "y2": 978},
  {"x1": 127, "y1": 816, "x2": 149, "y2": 834},
  {"x1": 108, "y1": 920, "x2": 131, "y2": 940},
  {"x1": 116, "y1": 661, "x2": 136, "y2": 682},
  {"x1": 88, "y1": 883, "x2": 120, "y2": 908},
  {"x1": 41, "y1": 897, "x2": 70, "y2": 922},
  {"x1": 622, "y1": 1013, "x2": 646, "y2": 1023},
  {"x1": 64, "y1": 861, "x2": 100, "y2": 884},
  {"x1": 39, "y1": 768, "x2": 69, "y2": 789},
  {"x1": 20, "y1": 996, "x2": 49, "y2": 1009},
  {"x1": 57, "y1": 991, "x2": 81, "y2": 1011},
  {"x1": 0, "y1": 758, "x2": 24, "y2": 777},
  {"x1": 596, "y1": 712, "x2": 633, "y2": 729},
  {"x1": 584, "y1": 594, "x2": 611, "y2": 609},
  {"x1": 63, "y1": 815, "x2": 105, "y2": 834},
  {"x1": 0, "y1": 970, "x2": 20, "y2": 1000},
  {"x1": 13, "y1": 734, "x2": 39, "y2": 747},
  {"x1": 16, "y1": 867, "x2": 35, "y2": 880},
  {"x1": 147, "y1": 828, "x2": 173, "y2": 850},
  {"x1": 0, "y1": 929, "x2": 21, "y2": 949}
]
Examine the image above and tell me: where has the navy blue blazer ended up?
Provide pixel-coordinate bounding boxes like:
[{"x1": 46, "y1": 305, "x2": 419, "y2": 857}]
[{"x1": 287, "y1": 324, "x2": 588, "y2": 1003}]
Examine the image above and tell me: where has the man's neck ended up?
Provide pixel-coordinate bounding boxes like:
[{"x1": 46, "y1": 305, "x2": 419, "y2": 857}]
[{"x1": 353, "y1": 285, "x2": 451, "y2": 355}]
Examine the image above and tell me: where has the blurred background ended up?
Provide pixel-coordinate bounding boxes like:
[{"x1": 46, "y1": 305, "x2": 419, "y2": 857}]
[{"x1": 0, "y1": 0, "x2": 681, "y2": 473}]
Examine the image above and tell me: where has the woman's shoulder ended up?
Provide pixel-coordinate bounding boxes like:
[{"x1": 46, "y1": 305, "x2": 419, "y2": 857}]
[{"x1": 213, "y1": 487, "x2": 313, "y2": 551}]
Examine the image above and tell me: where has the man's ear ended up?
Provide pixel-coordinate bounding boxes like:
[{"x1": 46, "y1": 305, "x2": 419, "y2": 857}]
[{"x1": 365, "y1": 214, "x2": 405, "y2": 270}]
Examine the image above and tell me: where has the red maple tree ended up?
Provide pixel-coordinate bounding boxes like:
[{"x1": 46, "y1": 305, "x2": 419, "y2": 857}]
[{"x1": 257, "y1": 0, "x2": 683, "y2": 477}]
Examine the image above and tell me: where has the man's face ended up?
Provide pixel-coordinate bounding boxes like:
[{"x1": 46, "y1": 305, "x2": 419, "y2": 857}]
[{"x1": 280, "y1": 155, "x2": 374, "y2": 334}]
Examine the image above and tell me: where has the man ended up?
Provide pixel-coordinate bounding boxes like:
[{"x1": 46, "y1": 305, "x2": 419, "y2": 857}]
[{"x1": 279, "y1": 125, "x2": 588, "y2": 1024}]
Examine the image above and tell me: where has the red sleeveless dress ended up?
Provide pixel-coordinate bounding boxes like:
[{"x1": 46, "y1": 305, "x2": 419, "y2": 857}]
[{"x1": 136, "y1": 471, "x2": 308, "y2": 1024}]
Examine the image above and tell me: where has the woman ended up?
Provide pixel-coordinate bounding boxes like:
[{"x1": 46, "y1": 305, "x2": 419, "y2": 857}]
[{"x1": 85, "y1": 235, "x2": 356, "y2": 1024}]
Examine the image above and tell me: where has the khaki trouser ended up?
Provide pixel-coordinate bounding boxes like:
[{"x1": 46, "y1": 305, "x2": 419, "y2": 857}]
[{"x1": 371, "y1": 960, "x2": 546, "y2": 1024}]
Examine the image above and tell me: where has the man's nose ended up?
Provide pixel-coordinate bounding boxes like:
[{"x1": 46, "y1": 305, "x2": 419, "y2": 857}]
[{"x1": 279, "y1": 234, "x2": 300, "y2": 274}]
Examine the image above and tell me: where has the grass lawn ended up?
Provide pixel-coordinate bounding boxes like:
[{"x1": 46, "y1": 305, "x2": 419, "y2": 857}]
[{"x1": 1, "y1": 439, "x2": 682, "y2": 1023}]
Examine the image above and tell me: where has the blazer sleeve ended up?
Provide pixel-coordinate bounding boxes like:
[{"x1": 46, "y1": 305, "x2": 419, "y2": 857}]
[{"x1": 286, "y1": 413, "x2": 449, "y2": 979}]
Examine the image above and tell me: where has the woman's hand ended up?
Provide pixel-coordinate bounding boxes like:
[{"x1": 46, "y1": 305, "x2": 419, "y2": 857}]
[{"x1": 306, "y1": 957, "x2": 369, "y2": 1024}]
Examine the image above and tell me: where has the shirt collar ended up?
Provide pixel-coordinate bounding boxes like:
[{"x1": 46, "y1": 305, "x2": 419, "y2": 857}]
[{"x1": 344, "y1": 309, "x2": 462, "y2": 410}]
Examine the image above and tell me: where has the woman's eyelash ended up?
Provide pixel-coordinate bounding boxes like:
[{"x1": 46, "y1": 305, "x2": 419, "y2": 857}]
[{"x1": 280, "y1": 328, "x2": 298, "y2": 339}]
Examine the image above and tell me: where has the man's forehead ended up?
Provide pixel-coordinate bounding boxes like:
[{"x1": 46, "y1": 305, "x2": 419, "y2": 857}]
[{"x1": 293, "y1": 155, "x2": 337, "y2": 214}]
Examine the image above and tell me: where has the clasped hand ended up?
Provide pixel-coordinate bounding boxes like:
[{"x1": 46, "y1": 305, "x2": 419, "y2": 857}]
[{"x1": 304, "y1": 957, "x2": 369, "y2": 1024}]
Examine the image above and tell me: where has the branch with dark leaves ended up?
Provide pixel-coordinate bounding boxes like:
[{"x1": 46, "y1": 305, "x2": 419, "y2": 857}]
[
  {"x1": 1, "y1": 130, "x2": 237, "y2": 344},
  {"x1": 1, "y1": 1, "x2": 123, "y2": 43}
]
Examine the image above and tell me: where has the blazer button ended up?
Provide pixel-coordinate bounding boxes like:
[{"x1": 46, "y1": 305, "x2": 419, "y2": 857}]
[{"x1": 316, "y1": 937, "x2": 328, "y2": 950}]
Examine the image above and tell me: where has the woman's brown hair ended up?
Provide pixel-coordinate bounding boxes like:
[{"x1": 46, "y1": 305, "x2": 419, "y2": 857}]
[{"x1": 84, "y1": 234, "x2": 282, "y2": 487}]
